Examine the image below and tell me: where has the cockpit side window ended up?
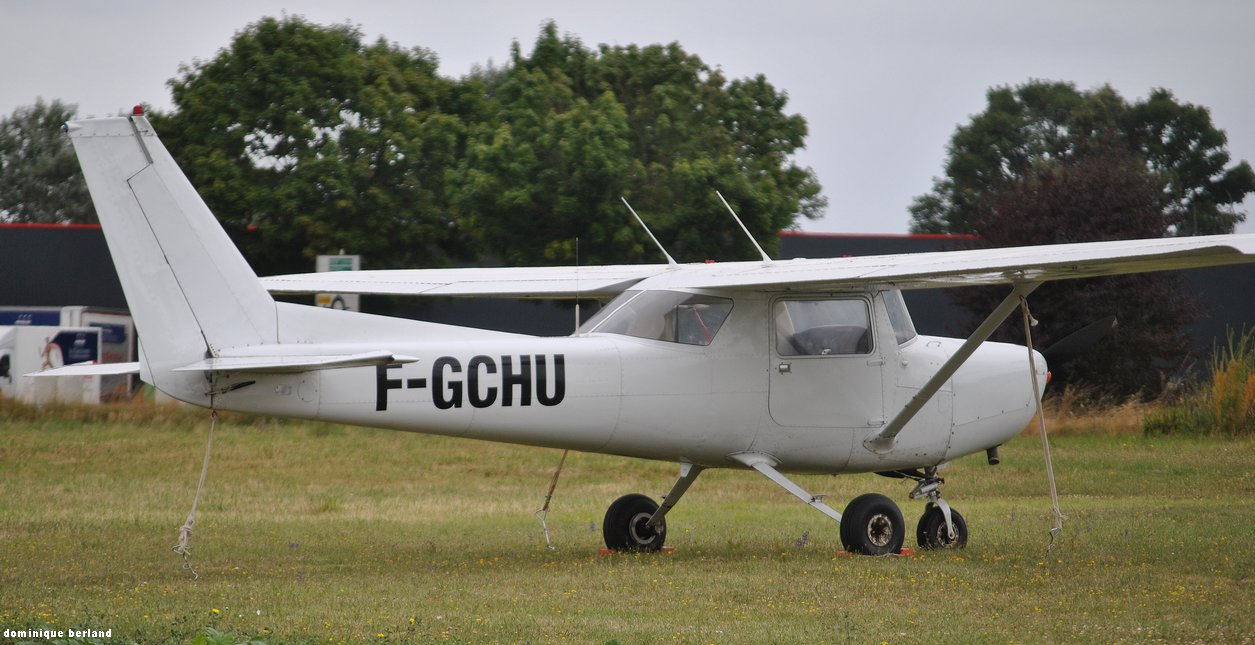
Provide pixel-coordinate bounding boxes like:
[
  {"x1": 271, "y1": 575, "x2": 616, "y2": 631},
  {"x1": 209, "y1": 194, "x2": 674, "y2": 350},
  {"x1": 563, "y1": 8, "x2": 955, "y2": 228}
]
[
  {"x1": 884, "y1": 289, "x2": 917, "y2": 345},
  {"x1": 580, "y1": 290, "x2": 733, "y2": 346},
  {"x1": 775, "y1": 298, "x2": 873, "y2": 356}
]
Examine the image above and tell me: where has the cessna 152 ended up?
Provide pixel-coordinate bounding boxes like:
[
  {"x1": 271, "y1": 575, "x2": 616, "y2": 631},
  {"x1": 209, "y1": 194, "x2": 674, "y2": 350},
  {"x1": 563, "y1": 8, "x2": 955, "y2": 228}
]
[{"x1": 55, "y1": 112, "x2": 1255, "y2": 556}]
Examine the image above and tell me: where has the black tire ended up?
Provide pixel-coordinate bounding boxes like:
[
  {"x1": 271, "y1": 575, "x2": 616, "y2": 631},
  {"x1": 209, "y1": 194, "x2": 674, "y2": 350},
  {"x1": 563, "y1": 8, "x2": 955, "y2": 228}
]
[
  {"x1": 602, "y1": 493, "x2": 666, "y2": 552},
  {"x1": 916, "y1": 504, "x2": 968, "y2": 550},
  {"x1": 840, "y1": 493, "x2": 905, "y2": 555}
]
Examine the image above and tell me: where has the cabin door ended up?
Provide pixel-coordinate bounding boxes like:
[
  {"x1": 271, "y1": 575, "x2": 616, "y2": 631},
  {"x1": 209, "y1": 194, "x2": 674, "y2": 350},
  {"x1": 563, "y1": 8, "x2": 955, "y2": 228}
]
[{"x1": 768, "y1": 297, "x2": 886, "y2": 428}]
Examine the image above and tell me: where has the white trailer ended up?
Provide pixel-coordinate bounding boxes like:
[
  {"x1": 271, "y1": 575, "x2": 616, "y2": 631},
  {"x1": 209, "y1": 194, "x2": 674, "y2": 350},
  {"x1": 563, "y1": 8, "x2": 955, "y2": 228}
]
[
  {"x1": 0, "y1": 325, "x2": 103, "y2": 404},
  {"x1": 0, "y1": 306, "x2": 134, "y2": 400}
]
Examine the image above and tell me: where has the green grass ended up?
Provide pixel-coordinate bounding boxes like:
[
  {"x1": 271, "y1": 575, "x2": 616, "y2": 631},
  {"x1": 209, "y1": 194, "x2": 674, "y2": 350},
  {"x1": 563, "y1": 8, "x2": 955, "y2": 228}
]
[{"x1": 1, "y1": 402, "x2": 1253, "y2": 643}]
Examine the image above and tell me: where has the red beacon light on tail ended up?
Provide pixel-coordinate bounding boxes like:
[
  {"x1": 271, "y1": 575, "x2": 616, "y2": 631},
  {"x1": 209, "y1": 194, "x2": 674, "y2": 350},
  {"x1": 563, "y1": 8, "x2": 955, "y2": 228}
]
[{"x1": 132, "y1": 105, "x2": 145, "y2": 116}]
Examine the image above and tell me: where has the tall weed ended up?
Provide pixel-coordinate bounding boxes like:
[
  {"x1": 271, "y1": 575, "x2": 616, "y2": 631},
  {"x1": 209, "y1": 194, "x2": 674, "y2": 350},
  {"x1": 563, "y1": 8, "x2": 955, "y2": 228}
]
[{"x1": 1144, "y1": 328, "x2": 1255, "y2": 436}]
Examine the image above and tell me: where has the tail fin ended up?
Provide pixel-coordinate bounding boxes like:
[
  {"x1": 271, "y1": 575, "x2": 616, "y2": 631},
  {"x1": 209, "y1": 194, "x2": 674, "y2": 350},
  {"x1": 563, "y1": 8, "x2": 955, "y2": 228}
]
[{"x1": 65, "y1": 115, "x2": 277, "y2": 401}]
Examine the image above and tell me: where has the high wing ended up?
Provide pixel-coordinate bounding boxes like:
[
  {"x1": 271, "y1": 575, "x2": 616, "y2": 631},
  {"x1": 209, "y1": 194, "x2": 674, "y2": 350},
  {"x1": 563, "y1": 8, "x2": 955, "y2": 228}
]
[
  {"x1": 260, "y1": 235, "x2": 1255, "y2": 298},
  {"x1": 261, "y1": 264, "x2": 672, "y2": 299},
  {"x1": 636, "y1": 234, "x2": 1255, "y2": 292}
]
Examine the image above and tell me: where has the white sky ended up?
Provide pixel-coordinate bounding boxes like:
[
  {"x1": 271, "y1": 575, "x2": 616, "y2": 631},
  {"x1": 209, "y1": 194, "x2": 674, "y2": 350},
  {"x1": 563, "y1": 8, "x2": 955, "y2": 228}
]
[{"x1": 3, "y1": 0, "x2": 1253, "y2": 234}]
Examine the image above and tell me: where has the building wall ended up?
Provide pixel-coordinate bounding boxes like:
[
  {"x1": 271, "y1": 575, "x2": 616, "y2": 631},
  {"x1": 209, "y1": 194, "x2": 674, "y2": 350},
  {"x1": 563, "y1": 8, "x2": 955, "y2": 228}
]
[
  {"x1": 0, "y1": 225, "x2": 126, "y2": 308},
  {"x1": 3, "y1": 225, "x2": 1252, "y2": 364}
]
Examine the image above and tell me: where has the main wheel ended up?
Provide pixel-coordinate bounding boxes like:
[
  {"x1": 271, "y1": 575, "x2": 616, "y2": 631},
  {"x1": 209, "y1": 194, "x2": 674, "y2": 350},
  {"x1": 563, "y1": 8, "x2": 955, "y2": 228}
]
[
  {"x1": 916, "y1": 504, "x2": 968, "y2": 550},
  {"x1": 840, "y1": 493, "x2": 905, "y2": 555},
  {"x1": 603, "y1": 493, "x2": 666, "y2": 552}
]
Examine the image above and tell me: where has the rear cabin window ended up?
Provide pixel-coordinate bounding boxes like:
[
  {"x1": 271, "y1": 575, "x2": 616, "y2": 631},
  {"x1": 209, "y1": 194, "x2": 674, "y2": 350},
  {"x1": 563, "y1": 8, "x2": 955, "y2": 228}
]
[
  {"x1": 580, "y1": 290, "x2": 733, "y2": 346},
  {"x1": 774, "y1": 299, "x2": 872, "y2": 356}
]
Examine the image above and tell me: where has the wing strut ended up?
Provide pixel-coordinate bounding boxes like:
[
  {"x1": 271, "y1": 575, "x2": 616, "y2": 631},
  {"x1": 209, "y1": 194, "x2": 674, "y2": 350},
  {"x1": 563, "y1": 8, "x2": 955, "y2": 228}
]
[{"x1": 865, "y1": 281, "x2": 1043, "y2": 453}]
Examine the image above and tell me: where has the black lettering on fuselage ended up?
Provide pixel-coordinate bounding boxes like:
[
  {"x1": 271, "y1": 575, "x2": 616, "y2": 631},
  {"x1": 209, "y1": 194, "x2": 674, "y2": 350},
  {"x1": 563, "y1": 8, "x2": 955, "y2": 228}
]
[
  {"x1": 501, "y1": 355, "x2": 532, "y2": 406},
  {"x1": 375, "y1": 363, "x2": 403, "y2": 411},
  {"x1": 432, "y1": 356, "x2": 463, "y2": 409},
  {"x1": 373, "y1": 354, "x2": 566, "y2": 412},
  {"x1": 467, "y1": 355, "x2": 498, "y2": 408},
  {"x1": 535, "y1": 354, "x2": 566, "y2": 406}
]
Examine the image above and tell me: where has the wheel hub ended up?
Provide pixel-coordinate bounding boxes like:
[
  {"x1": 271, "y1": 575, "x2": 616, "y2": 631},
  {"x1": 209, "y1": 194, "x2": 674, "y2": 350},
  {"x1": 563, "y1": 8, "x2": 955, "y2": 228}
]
[
  {"x1": 866, "y1": 513, "x2": 894, "y2": 547},
  {"x1": 627, "y1": 512, "x2": 659, "y2": 545}
]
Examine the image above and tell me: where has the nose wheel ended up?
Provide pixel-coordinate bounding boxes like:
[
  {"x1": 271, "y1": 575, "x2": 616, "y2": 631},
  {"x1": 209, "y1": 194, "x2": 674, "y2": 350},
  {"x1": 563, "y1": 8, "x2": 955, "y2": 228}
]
[
  {"x1": 908, "y1": 469, "x2": 969, "y2": 550},
  {"x1": 918, "y1": 503, "x2": 968, "y2": 549}
]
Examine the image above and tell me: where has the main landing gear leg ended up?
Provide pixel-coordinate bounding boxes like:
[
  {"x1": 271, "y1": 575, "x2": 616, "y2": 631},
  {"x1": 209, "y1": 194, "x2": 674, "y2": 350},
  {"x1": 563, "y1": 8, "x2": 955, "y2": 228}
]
[
  {"x1": 731, "y1": 453, "x2": 908, "y2": 557},
  {"x1": 602, "y1": 463, "x2": 704, "y2": 552}
]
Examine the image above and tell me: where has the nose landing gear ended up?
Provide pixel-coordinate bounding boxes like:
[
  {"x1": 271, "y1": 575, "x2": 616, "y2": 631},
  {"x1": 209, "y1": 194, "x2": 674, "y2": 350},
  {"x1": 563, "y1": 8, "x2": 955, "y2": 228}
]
[{"x1": 907, "y1": 468, "x2": 968, "y2": 550}]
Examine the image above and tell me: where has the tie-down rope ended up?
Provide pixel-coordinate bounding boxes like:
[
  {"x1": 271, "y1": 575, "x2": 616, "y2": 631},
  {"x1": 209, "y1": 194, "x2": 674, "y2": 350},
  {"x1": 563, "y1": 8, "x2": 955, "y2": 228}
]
[
  {"x1": 535, "y1": 450, "x2": 569, "y2": 549},
  {"x1": 1019, "y1": 296, "x2": 1066, "y2": 552},
  {"x1": 173, "y1": 406, "x2": 217, "y2": 580}
]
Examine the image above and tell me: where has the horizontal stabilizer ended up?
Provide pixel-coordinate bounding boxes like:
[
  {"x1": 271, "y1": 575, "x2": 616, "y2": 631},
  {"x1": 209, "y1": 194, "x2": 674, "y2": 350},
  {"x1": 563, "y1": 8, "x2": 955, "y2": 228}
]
[
  {"x1": 260, "y1": 264, "x2": 671, "y2": 299},
  {"x1": 173, "y1": 351, "x2": 420, "y2": 374},
  {"x1": 26, "y1": 361, "x2": 142, "y2": 377}
]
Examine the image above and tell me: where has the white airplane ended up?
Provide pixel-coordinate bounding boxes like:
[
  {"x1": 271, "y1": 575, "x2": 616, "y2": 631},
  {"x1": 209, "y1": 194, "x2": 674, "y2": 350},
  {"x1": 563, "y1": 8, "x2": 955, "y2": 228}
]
[{"x1": 55, "y1": 112, "x2": 1255, "y2": 556}]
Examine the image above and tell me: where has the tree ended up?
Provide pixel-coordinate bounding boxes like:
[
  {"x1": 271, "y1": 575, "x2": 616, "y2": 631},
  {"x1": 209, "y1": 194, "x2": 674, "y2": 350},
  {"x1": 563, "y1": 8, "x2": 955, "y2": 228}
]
[
  {"x1": 152, "y1": 17, "x2": 823, "y2": 273},
  {"x1": 456, "y1": 23, "x2": 825, "y2": 265},
  {"x1": 0, "y1": 99, "x2": 97, "y2": 223},
  {"x1": 955, "y1": 139, "x2": 1197, "y2": 397},
  {"x1": 456, "y1": 36, "x2": 637, "y2": 266},
  {"x1": 910, "y1": 81, "x2": 1255, "y2": 236},
  {"x1": 153, "y1": 15, "x2": 476, "y2": 276}
]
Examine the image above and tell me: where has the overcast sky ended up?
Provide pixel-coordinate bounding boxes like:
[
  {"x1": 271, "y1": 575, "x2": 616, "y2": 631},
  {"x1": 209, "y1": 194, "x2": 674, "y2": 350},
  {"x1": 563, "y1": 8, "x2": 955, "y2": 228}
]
[{"x1": 3, "y1": 0, "x2": 1253, "y2": 234}]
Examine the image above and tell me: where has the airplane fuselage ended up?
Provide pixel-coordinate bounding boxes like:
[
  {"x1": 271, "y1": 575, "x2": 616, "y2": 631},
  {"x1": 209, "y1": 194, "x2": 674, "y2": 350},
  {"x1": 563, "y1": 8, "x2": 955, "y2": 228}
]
[{"x1": 200, "y1": 290, "x2": 1041, "y2": 475}]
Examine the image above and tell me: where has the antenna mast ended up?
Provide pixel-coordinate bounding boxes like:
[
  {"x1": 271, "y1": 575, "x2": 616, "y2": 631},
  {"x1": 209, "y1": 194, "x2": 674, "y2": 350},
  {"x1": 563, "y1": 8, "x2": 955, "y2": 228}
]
[
  {"x1": 716, "y1": 191, "x2": 772, "y2": 263},
  {"x1": 621, "y1": 197, "x2": 678, "y2": 266},
  {"x1": 573, "y1": 237, "x2": 581, "y2": 333}
]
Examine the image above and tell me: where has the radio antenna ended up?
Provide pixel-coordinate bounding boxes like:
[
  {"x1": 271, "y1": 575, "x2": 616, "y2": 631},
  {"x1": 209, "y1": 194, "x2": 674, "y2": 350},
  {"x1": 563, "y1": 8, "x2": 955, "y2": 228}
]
[
  {"x1": 573, "y1": 236, "x2": 581, "y2": 333},
  {"x1": 621, "y1": 197, "x2": 678, "y2": 266},
  {"x1": 716, "y1": 191, "x2": 772, "y2": 263}
]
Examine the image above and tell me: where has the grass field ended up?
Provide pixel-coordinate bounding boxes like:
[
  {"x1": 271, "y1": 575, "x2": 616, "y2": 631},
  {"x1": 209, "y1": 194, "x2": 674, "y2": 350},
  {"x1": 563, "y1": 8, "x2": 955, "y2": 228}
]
[{"x1": 1, "y1": 400, "x2": 1253, "y2": 644}]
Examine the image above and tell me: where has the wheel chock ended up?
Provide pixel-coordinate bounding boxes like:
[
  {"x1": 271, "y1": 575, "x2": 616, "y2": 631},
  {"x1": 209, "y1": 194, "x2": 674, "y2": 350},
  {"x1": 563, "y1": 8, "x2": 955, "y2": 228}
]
[
  {"x1": 598, "y1": 546, "x2": 675, "y2": 556},
  {"x1": 836, "y1": 548, "x2": 915, "y2": 557}
]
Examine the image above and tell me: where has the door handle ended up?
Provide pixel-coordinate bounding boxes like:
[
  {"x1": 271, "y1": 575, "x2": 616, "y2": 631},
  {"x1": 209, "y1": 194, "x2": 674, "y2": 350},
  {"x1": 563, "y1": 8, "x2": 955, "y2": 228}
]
[{"x1": 777, "y1": 362, "x2": 792, "y2": 374}]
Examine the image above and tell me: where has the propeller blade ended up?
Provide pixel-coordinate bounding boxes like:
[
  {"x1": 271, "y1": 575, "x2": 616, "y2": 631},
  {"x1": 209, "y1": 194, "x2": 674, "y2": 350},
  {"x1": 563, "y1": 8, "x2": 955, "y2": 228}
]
[{"x1": 1041, "y1": 315, "x2": 1117, "y2": 365}]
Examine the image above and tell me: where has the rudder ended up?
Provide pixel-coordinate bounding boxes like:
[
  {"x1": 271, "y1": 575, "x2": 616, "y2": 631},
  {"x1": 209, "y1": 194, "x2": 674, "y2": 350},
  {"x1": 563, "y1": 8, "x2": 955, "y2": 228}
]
[{"x1": 65, "y1": 114, "x2": 277, "y2": 403}]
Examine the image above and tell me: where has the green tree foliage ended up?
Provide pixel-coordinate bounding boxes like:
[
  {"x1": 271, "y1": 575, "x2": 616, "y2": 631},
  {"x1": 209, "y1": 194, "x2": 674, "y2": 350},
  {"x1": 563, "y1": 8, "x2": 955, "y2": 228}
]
[
  {"x1": 63, "y1": 17, "x2": 819, "y2": 273},
  {"x1": 0, "y1": 99, "x2": 96, "y2": 223},
  {"x1": 153, "y1": 16, "x2": 476, "y2": 275},
  {"x1": 910, "y1": 81, "x2": 1255, "y2": 236},
  {"x1": 955, "y1": 139, "x2": 1197, "y2": 397},
  {"x1": 457, "y1": 22, "x2": 825, "y2": 265}
]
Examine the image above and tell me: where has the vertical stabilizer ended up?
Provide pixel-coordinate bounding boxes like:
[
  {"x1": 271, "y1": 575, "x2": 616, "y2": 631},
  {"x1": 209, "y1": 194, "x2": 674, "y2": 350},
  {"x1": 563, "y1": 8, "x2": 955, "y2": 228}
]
[{"x1": 65, "y1": 115, "x2": 277, "y2": 402}]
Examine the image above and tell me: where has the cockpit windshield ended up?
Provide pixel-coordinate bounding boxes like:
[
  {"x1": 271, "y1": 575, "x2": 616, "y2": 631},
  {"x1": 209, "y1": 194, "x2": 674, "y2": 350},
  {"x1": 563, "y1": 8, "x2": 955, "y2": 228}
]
[
  {"x1": 884, "y1": 289, "x2": 917, "y2": 345},
  {"x1": 579, "y1": 290, "x2": 733, "y2": 346}
]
